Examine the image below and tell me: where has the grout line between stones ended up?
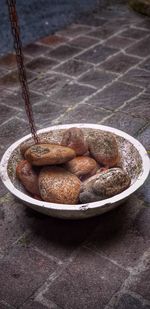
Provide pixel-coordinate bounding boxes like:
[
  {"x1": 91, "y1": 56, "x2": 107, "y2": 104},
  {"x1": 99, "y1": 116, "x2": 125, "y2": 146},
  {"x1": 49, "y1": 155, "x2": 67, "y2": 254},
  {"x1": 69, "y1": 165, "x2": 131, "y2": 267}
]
[
  {"x1": 0, "y1": 229, "x2": 31, "y2": 259},
  {"x1": 21, "y1": 214, "x2": 114, "y2": 307},
  {"x1": 34, "y1": 247, "x2": 63, "y2": 266},
  {"x1": 83, "y1": 244, "x2": 129, "y2": 272},
  {"x1": 50, "y1": 61, "x2": 146, "y2": 125},
  {"x1": 35, "y1": 295, "x2": 63, "y2": 309},
  {"x1": 0, "y1": 102, "x2": 23, "y2": 112},
  {"x1": 104, "y1": 248, "x2": 150, "y2": 309},
  {"x1": 0, "y1": 116, "x2": 17, "y2": 127},
  {"x1": 135, "y1": 121, "x2": 150, "y2": 137},
  {"x1": 115, "y1": 87, "x2": 146, "y2": 112}
]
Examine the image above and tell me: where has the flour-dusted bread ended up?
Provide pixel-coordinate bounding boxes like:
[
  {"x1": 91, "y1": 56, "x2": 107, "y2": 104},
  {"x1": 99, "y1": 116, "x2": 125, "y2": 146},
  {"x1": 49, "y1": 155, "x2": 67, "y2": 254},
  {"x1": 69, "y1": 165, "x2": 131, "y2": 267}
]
[
  {"x1": 61, "y1": 127, "x2": 88, "y2": 156},
  {"x1": 88, "y1": 131, "x2": 119, "y2": 167},
  {"x1": 25, "y1": 143, "x2": 76, "y2": 166},
  {"x1": 79, "y1": 168, "x2": 131, "y2": 203},
  {"x1": 39, "y1": 166, "x2": 81, "y2": 204},
  {"x1": 16, "y1": 160, "x2": 40, "y2": 196}
]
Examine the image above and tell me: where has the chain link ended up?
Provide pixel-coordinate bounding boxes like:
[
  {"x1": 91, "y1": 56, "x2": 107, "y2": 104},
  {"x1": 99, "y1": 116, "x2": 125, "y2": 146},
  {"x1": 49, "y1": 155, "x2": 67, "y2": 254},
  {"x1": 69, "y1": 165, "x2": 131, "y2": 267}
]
[{"x1": 7, "y1": 0, "x2": 39, "y2": 144}]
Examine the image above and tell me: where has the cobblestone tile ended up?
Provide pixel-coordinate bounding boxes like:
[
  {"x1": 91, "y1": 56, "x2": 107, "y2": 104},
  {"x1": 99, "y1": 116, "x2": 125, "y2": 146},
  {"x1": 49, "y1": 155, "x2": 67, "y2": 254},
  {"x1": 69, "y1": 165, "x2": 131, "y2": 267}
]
[
  {"x1": 0, "y1": 243, "x2": 57, "y2": 307},
  {"x1": 0, "y1": 146, "x2": 7, "y2": 196},
  {"x1": 101, "y1": 111, "x2": 147, "y2": 136},
  {"x1": 0, "y1": 145, "x2": 5, "y2": 159},
  {"x1": 136, "y1": 176, "x2": 150, "y2": 204},
  {"x1": 21, "y1": 301, "x2": 49, "y2": 309},
  {"x1": 0, "y1": 154, "x2": 7, "y2": 198},
  {"x1": 38, "y1": 34, "x2": 68, "y2": 46},
  {"x1": 87, "y1": 24, "x2": 121, "y2": 40},
  {"x1": 76, "y1": 15, "x2": 107, "y2": 27},
  {"x1": 98, "y1": 52, "x2": 140, "y2": 74},
  {"x1": 146, "y1": 85, "x2": 150, "y2": 93},
  {"x1": 86, "y1": 81, "x2": 141, "y2": 110},
  {"x1": 47, "y1": 44, "x2": 81, "y2": 61},
  {"x1": 0, "y1": 53, "x2": 17, "y2": 70},
  {"x1": 0, "y1": 68, "x2": 8, "y2": 77},
  {"x1": 53, "y1": 59, "x2": 93, "y2": 77},
  {"x1": 0, "y1": 179, "x2": 7, "y2": 198},
  {"x1": 19, "y1": 100, "x2": 67, "y2": 127},
  {"x1": 0, "y1": 91, "x2": 21, "y2": 108},
  {"x1": 26, "y1": 57, "x2": 59, "y2": 74},
  {"x1": 114, "y1": 294, "x2": 150, "y2": 309},
  {"x1": 44, "y1": 247, "x2": 128, "y2": 309},
  {"x1": 50, "y1": 82, "x2": 96, "y2": 106},
  {"x1": 106, "y1": 18, "x2": 130, "y2": 28},
  {"x1": 104, "y1": 11, "x2": 132, "y2": 23},
  {"x1": 68, "y1": 35, "x2": 99, "y2": 49},
  {"x1": 94, "y1": 194, "x2": 144, "y2": 234},
  {"x1": 120, "y1": 27, "x2": 149, "y2": 40},
  {"x1": 135, "y1": 19, "x2": 150, "y2": 30},
  {"x1": 129, "y1": 268, "x2": 150, "y2": 301},
  {"x1": 0, "y1": 53, "x2": 30, "y2": 70},
  {"x1": 0, "y1": 71, "x2": 19, "y2": 90},
  {"x1": 0, "y1": 104, "x2": 18, "y2": 125},
  {"x1": 0, "y1": 87, "x2": 14, "y2": 97},
  {"x1": 140, "y1": 57, "x2": 150, "y2": 71},
  {"x1": 0, "y1": 301, "x2": 15, "y2": 309},
  {"x1": 27, "y1": 213, "x2": 100, "y2": 262},
  {"x1": 78, "y1": 68, "x2": 116, "y2": 88},
  {"x1": 128, "y1": 13, "x2": 144, "y2": 24},
  {"x1": 0, "y1": 195, "x2": 36, "y2": 251},
  {"x1": 57, "y1": 25, "x2": 92, "y2": 38},
  {"x1": 97, "y1": 6, "x2": 138, "y2": 20},
  {"x1": 120, "y1": 92, "x2": 150, "y2": 120},
  {"x1": 76, "y1": 44, "x2": 118, "y2": 64},
  {"x1": 55, "y1": 104, "x2": 111, "y2": 125},
  {"x1": 104, "y1": 35, "x2": 133, "y2": 49},
  {"x1": 26, "y1": 91, "x2": 46, "y2": 106},
  {"x1": 85, "y1": 197, "x2": 150, "y2": 268},
  {"x1": 126, "y1": 37, "x2": 150, "y2": 57},
  {"x1": 134, "y1": 208, "x2": 150, "y2": 241},
  {"x1": 0, "y1": 70, "x2": 36, "y2": 90},
  {"x1": 121, "y1": 68, "x2": 150, "y2": 88},
  {"x1": 0, "y1": 117, "x2": 29, "y2": 148},
  {"x1": 23, "y1": 43, "x2": 50, "y2": 57},
  {"x1": 0, "y1": 90, "x2": 45, "y2": 109},
  {"x1": 30, "y1": 73, "x2": 71, "y2": 95},
  {"x1": 137, "y1": 125, "x2": 150, "y2": 150}
]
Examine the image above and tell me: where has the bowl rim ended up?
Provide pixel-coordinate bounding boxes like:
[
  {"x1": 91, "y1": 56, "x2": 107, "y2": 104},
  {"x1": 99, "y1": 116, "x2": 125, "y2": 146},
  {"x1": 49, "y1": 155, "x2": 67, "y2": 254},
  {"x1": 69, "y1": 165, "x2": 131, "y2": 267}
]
[{"x1": 0, "y1": 123, "x2": 150, "y2": 212}]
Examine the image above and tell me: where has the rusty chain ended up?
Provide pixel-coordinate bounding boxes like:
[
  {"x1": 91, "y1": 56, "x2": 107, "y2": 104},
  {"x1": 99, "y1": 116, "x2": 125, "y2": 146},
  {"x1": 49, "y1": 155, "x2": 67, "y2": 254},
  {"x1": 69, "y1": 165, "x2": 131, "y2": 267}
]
[{"x1": 7, "y1": 0, "x2": 39, "y2": 143}]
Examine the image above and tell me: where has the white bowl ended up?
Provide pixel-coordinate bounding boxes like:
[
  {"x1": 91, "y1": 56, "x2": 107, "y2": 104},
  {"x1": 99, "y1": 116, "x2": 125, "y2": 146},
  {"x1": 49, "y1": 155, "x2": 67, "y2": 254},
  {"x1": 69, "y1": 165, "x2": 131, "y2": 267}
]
[{"x1": 0, "y1": 124, "x2": 149, "y2": 219}]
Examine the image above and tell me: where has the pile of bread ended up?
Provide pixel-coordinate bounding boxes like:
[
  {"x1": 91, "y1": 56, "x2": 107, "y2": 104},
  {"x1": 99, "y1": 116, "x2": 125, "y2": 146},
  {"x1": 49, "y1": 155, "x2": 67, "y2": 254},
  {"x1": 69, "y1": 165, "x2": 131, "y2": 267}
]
[{"x1": 16, "y1": 128, "x2": 131, "y2": 204}]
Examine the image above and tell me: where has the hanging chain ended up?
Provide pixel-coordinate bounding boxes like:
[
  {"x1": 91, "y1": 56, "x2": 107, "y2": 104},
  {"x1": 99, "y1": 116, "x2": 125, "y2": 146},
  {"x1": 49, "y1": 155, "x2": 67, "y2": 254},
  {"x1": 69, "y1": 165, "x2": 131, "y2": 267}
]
[{"x1": 6, "y1": 0, "x2": 39, "y2": 144}]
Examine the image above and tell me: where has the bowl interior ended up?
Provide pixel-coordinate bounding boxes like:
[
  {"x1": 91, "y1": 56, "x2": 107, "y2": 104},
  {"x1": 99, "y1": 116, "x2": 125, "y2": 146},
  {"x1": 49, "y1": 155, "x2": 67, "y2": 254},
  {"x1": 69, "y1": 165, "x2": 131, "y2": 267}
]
[{"x1": 7, "y1": 127, "x2": 143, "y2": 200}]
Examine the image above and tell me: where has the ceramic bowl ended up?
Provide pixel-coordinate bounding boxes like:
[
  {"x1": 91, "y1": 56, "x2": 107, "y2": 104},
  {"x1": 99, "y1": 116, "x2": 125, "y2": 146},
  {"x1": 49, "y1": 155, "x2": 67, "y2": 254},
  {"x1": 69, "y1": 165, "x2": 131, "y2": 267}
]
[{"x1": 0, "y1": 124, "x2": 149, "y2": 219}]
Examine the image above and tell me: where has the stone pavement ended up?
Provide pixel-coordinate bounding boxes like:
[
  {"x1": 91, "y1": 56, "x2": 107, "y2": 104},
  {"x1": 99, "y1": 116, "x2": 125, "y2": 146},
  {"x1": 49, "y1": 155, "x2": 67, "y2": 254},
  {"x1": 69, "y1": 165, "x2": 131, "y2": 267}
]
[
  {"x1": 0, "y1": 0, "x2": 98, "y2": 55},
  {"x1": 0, "y1": 2, "x2": 150, "y2": 309}
]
